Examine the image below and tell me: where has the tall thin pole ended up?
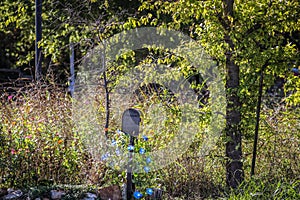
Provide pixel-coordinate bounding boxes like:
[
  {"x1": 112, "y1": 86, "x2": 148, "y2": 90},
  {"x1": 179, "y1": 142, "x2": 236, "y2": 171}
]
[
  {"x1": 69, "y1": 43, "x2": 75, "y2": 97},
  {"x1": 126, "y1": 136, "x2": 134, "y2": 200},
  {"x1": 251, "y1": 63, "x2": 267, "y2": 176},
  {"x1": 35, "y1": 0, "x2": 42, "y2": 81},
  {"x1": 102, "y1": 44, "x2": 110, "y2": 137}
]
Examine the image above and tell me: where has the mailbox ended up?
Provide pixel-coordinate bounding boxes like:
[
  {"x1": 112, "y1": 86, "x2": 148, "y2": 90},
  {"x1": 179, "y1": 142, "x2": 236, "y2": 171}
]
[{"x1": 122, "y1": 108, "x2": 141, "y2": 137}]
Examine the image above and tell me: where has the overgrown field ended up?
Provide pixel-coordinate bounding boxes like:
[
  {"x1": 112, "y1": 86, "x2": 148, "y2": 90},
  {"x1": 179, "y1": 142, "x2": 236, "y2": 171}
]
[{"x1": 0, "y1": 83, "x2": 299, "y2": 199}]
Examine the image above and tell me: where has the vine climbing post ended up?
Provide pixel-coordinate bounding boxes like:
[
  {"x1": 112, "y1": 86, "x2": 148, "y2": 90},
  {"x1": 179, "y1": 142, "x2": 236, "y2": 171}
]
[
  {"x1": 69, "y1": 43, "x2": 75, "y2": 97},
  {"x1": 102, "y1": 44, "x2": 110, "y2": 137},
  {"x1": 251, "y1": 62, "x2": 268, "y2": 176},
  {"x1": 35, "y1": 0, "x2": 42, "y2": 81}
]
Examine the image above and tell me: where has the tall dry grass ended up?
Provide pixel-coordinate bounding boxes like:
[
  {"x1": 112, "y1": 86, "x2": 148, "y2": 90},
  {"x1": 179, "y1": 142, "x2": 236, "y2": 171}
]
[{"x1": 0, "y1": 82, "x2": 299, "y2": 199}]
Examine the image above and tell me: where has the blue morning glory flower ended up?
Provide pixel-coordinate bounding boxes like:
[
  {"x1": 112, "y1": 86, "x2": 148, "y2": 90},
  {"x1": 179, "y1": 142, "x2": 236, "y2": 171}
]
[
  {"x1": 292, "y1": 68, "x2": 299, "y2": 74},
  {"x1": 128, "y1": 145, "x2": 134, "y2": 151},
  {"x1": 111, "y1": 139, "x2": 117, "y2": 146},
  {"x1": 139, "y1": 148, "x2": 145, "y2": 154},
  {"x1": 133, "y1": 191, "x2": 143, "y2": 199},
  {"x1": 116, "y1": 148, "x2": 121, "y2": 156},
  {"x1": 146, "y1": 188, "x2": 153, "y2": 195},
  {"x1": 143, "y1": 166, "x2": 150, "y2": 173},
  {"x1": 146, "y1": 157, "x2": 151, "y2": 164},
  {"x1": 101, "y1": 153, "x2": 110, "y2": 161},
  {"x1": 142, "y1": 135, "x2": 148, "y2": 141},
  {"x1": 109, "y1": 162, "x2": 115, "y2": 167}
]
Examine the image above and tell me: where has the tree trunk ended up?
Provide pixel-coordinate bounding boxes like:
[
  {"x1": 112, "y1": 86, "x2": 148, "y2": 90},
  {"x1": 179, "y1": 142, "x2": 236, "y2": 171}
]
[{"x1": 223, "y1": 0, "x2": 244, "y2": 188}]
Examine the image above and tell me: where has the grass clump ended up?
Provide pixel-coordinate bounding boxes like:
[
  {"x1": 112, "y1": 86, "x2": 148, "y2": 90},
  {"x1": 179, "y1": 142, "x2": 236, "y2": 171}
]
[{"x1": 0, "y1": 83, "x2": 106, "y2": 188}]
